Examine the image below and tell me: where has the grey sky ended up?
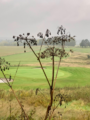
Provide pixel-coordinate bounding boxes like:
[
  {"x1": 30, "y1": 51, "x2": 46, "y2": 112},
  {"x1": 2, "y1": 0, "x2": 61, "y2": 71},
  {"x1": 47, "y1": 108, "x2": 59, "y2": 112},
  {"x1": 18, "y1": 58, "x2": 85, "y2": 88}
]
[{"x1": 0, "y1": 0, "x2": 90, "y2": 44}]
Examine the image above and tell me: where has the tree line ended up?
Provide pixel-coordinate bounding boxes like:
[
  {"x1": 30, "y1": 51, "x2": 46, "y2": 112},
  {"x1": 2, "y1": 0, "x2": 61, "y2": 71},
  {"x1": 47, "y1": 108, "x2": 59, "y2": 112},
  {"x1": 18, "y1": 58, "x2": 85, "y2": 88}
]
[
  {"x1": 37, "y1": 38, "x2": 76, "y2": 46},
  {"x1": 1, "y1": 39, "x2": 90, "y2": 47},
  {"x1": 0, "y1": 39, "x2": 76, "y2": 46}
]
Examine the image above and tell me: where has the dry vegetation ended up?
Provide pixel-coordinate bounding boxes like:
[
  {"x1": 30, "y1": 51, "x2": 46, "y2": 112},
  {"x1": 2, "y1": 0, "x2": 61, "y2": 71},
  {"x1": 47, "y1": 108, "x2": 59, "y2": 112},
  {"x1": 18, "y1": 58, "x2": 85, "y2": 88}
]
[{"x1": 0, "y1": 87, "x2": 90, "y2": 120}]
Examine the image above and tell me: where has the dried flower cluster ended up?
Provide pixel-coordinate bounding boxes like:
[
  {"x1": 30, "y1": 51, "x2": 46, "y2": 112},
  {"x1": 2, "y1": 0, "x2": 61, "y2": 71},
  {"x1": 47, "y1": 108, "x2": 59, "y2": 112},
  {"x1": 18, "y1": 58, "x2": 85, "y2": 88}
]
[
  {"x1": 37, "y1": 25, "x2": 75, "y2": 60},
  {"x1": 37, "y1": 47, "x2": 70, "y2": 59},
  {"x1": 37, "y1": 25, "x2": 75, "y2": 45},
  {"x1": 54, "y1": 93, "x2": 70, "y2": 106},
  {"x1": 13, "y1": 33, "x2": 37, "y2": 52},
  {"x1": 0, "y1": 57, "x2": 10, "y2": 71}
]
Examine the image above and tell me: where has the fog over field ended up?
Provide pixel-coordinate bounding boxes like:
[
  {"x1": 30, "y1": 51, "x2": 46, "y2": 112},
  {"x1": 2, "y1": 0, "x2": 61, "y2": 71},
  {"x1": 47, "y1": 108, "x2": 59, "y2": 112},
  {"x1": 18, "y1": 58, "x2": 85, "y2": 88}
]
[{"x1": 0, "y1": 0, "x2": 90, "y2": 46}]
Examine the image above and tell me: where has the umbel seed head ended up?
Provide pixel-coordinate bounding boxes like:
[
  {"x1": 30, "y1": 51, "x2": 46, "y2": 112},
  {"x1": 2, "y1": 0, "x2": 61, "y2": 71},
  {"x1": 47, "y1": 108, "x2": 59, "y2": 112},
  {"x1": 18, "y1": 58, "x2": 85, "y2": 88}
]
[
  {"x1": 27, "y1": 33, "x2": 30, "y2": 36},
  {"x1": 19, "y1": 34, "x2": 22, "y2": 37},
  {"x1": 13, "y1": 36, "x2": 15, "y2": 38},
  {"x1": 37, "y1": 32, "x2": 43, "y2": 38},
  {"x1": 45, "y1": 29, "x2": 51, "y2": 37}
]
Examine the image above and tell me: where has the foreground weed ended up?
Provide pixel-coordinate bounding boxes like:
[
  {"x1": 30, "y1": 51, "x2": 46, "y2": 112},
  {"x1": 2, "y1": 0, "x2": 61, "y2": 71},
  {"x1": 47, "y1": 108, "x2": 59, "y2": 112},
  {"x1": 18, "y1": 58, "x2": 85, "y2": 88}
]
[
  {"x1": 13, "y1": 25, "x2": 75, "y2": 120},
  {"x1": 0, "y1": 58, "x2": 29, "y2": 120}
]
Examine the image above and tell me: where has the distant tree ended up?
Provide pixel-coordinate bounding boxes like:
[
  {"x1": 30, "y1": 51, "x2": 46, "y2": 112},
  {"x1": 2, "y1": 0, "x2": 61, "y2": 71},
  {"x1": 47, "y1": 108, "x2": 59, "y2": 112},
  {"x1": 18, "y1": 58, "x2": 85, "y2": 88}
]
[
  {"x1": 80, "y1": 40, "x2": 84, "y2": 47},
  {"x1": 88, "y1": 41, "x2": 90, "y2": 47},
  {"x1": 85, "y1": 39, "x2": 90, "y2": 47},
  {"x1": 80, "y1": 39, "x2": 90, "y2": 48}
]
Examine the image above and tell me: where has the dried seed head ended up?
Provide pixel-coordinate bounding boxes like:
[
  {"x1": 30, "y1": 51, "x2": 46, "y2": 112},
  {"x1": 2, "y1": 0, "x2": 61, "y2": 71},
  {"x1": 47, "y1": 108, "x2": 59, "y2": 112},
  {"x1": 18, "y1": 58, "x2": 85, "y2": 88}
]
[
  {"x1": 45, "y1": 29, "x2": 51, "y2": 37},
  {"x1": 27, "y1": 33, "x2": 30, "y2": 36},
  {"x1": 19, "y1": 34, "x2": 22, "y2": 37},
  {"x1": 37, "y1": 32, "x2": 43, "y2": 38},
  {"x1": 13, "y1": 36, "x2": 15, "y2": 38}
]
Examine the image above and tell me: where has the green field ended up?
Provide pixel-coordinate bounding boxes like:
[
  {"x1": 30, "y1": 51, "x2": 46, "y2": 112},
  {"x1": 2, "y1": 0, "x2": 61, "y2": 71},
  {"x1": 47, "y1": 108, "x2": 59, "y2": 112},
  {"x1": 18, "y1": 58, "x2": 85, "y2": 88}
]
[
  {"x1": 0, "y1": 46, "x2": 90, "y2": 90},
  {"x1": 0, "y1": 66, "x2": 90, "y2": 90}
]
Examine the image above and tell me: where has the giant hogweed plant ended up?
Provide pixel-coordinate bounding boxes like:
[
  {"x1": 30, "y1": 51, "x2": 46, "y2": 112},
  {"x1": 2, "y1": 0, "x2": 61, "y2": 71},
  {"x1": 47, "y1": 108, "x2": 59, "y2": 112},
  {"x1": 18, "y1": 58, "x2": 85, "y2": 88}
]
[
  {"x1": 13, "y1": 25, "x2": 75, "y2": 120},
  {"x1": 0, "y1": 25, "x2": 75, "y2": 120}
]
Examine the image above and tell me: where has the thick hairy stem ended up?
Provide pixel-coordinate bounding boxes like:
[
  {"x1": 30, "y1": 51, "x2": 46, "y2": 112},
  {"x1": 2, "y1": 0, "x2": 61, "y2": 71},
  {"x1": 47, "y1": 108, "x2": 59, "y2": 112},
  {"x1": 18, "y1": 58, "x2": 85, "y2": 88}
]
[
  {"x1": 44, "y1": 54, "x2": 54, "y2": 120},
  {"x1": 49, "y1": 41, "x2": 64, "y2": 119},
  {"x1": 44, "y1": 86, "x2": 53, "y2": 120}
]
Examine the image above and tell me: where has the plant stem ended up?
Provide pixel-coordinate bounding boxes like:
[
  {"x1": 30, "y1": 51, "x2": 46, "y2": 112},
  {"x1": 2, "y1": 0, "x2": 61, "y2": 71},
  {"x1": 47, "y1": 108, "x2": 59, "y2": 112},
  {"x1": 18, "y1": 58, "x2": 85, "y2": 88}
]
[
  {"x1": 26, "y1": 40, "x2": 51, "y2": 87},
  {"x1": 53, "y1": 57, "x2": 61, "y2": 92},
  {"x1": 44, "y1": 48, "x2": 55, "y2": 120},
  {"x1": 49, "y1": 41, "x2": 64, "y2": 119},
  {"x1": 10, "y1": 87, "x2": 29, "y2": 120}
]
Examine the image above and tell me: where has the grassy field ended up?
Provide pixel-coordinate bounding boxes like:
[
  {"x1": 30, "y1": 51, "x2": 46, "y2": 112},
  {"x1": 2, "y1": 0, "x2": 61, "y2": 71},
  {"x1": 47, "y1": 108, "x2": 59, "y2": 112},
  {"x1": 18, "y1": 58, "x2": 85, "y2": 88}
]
[
  {"x1": 0, "y1": 46, "x2": 90, "y2": 120},
  {"x1": 0, "y1": 66, "x2": 90, "y2": 90}
]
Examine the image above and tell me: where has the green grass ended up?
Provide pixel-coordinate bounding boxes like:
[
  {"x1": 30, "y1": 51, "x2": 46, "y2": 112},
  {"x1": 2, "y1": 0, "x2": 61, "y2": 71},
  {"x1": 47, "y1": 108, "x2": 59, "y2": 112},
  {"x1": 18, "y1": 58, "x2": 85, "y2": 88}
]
[
  {"x1": 0, "y1": 46, "x2": 90, "y2": 90},
  {"x1": 0, "y1": 66, "x2": 90, "y2": 90}
]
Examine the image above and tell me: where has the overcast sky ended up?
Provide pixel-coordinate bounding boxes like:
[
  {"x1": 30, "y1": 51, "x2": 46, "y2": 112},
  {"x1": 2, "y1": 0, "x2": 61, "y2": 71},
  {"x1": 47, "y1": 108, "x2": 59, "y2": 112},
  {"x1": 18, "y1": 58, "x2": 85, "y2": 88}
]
[{"x1": 0, "y1": 0, "x2": 90, "y2": 44}]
